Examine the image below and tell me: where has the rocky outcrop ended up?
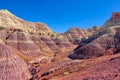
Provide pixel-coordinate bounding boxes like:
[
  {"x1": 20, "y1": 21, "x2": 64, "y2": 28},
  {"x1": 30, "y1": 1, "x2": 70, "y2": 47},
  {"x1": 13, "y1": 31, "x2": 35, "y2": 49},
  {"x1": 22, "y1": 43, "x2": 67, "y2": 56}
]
[
  {"x1": 111, "y1": 12, "x2": 120, "y2": 19},
  {"x1": 101, "y1": 12, "x2": 120, "y2": 30},
  {"x1": 69, "y1": 13, "x2": 120, "y2": 59},
  {"x1": 0, "y1": 44, "x2": 29, "y2": 80}
]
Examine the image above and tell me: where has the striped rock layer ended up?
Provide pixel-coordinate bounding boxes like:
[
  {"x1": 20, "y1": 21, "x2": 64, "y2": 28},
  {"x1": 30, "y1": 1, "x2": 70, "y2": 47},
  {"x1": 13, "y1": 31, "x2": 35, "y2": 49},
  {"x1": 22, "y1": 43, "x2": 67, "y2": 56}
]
[
  {"x1": 0, "y1": 9, "x2": 98, "y2": 57},
  {"x1": 69, "y1": 12, "x2": 120, "y2": 59},
  {"x1": 0, "y1": 44, "x2": 28, "y2": 80}
]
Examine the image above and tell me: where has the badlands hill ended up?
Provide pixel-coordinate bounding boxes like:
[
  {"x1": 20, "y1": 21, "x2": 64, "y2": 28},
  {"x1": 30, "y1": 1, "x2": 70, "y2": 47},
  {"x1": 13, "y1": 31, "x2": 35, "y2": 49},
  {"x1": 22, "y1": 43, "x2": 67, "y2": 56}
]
[
  {"x1": 0, "y1": 9, "x2": 97, "y2": 80},
  {"x1": 0, "y1": 9, "x2": 96, "y2": 56},
  {"x1": 1, "y1": 9, "x2": 120, "y2": 80},
  {"x1": 38, "y1": 12, "x2": 120, "y2": 80},
  {"x1": 69, "y1": 12, "x2": 120, "y2": 59},
  {"x1": 0, "y1": 9, "x2": 98, "y2": 58}
]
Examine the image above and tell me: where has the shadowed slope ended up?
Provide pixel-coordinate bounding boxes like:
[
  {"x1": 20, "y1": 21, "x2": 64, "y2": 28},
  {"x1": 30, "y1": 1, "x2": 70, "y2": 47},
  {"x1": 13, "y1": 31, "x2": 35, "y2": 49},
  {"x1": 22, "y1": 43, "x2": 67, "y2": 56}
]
[{"x1": 69, "y1": 12, "x2": 120, "y2": 59}]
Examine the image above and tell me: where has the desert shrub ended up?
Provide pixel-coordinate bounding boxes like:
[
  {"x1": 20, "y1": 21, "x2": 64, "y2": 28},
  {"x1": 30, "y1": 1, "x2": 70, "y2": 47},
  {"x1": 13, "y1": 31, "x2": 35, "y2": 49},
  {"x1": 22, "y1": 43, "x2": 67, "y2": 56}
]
[{"x1": 63, "y1": 71, "x2": 69, "y2": 75}]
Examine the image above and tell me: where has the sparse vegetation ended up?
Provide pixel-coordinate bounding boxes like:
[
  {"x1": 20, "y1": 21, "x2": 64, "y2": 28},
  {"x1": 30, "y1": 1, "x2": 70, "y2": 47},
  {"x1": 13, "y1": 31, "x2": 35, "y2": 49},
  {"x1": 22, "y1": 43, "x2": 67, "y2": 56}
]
[{"x1": 63, "y1": 71, "x2": 70, "y2": 75}]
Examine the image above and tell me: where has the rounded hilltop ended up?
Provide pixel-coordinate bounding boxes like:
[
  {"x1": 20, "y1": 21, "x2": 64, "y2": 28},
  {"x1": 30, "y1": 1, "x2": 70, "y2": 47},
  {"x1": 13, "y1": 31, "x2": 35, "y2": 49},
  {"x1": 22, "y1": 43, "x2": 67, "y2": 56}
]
[{"x1": 0, "y1": 9, "x2": 13, "y2": 15}]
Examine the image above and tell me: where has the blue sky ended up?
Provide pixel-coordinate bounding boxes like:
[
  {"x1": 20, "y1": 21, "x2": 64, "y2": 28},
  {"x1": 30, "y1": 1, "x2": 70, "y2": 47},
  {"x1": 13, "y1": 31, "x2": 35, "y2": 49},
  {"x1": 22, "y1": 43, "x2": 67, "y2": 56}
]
[{"x1": 0, "y1": 0, "x2": 120, "y2": 32}]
